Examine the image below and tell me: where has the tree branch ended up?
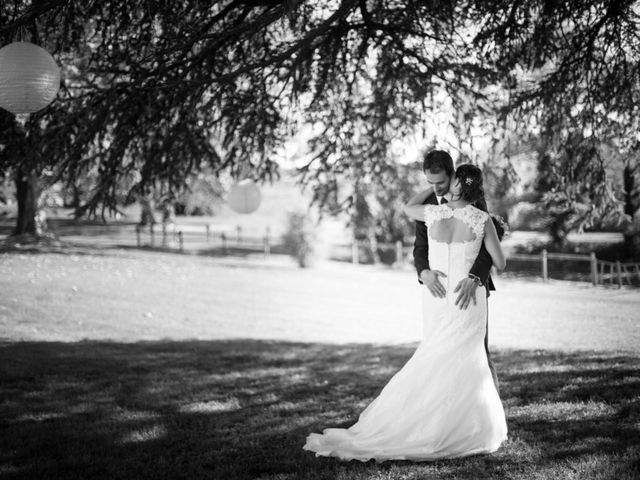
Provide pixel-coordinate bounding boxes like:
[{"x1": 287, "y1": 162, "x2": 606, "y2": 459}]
[{"x1": 0, "y1": 0, "x2": 69, "y2": 38}]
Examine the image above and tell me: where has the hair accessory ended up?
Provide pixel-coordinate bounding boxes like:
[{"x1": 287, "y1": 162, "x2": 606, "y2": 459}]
[{"x1": 465, "y1": 177, "x2": 473, "y2": 185}]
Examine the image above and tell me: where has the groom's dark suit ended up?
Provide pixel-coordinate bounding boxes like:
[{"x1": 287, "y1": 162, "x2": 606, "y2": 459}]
[{"x1": 412, "y1": 191, "x2": 499, "y2": 389}]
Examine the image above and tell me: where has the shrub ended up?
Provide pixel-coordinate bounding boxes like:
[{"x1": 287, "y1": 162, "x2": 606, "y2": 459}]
[{"x1": 281, "y1": 212, "x2": 315, "y2": 268}]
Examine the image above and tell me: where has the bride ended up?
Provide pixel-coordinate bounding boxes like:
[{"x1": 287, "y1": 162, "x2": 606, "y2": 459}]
[{"x1": 303, "y1": 164, "x2": 507, "y2": 462}]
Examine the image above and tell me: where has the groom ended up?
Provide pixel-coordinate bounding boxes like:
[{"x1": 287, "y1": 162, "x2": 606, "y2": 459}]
[{"x1": 412, "y1": 150, "x2": 498, "y2": 388}]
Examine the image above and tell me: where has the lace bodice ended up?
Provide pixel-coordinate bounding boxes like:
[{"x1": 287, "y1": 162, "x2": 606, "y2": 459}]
[
  {"x1": 422, "y1": 204, "x2": 489, "y2": 286},
  {"x1": 423, "y1": 203, "x2": 488, "y2": 242}
]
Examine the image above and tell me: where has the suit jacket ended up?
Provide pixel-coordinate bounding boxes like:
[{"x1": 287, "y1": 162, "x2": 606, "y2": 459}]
[{"x1": 412, "y1": 192, "x2": 495, "y2": 294}]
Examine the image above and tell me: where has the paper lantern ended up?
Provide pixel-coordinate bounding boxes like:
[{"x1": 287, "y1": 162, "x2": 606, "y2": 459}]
[
  {"x1": 0, "y1": 42, "x2": 61, "y2": 114},
  {"x1": 228, "y1": 179, "x2": 262, "y2": 214}
]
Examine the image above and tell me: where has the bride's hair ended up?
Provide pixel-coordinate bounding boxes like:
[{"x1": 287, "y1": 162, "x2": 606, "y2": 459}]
[
  {"x1": 454, "y1": 164, "x2": 485, "y2": 204},
  {"x1": 455, "y1": 164, "x2": 506, "y2": 240}
]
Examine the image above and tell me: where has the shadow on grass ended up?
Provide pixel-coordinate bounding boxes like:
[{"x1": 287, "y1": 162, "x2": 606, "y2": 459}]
[{"x1": 1, "y1": 340, "x2": 638, "y2": 480}]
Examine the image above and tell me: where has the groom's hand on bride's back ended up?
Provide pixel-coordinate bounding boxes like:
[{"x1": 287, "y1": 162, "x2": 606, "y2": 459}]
[
  {"x1": 453, "y1": 278, "x2": 478, "y2": 310},
  {"x1": 420, "y1": 269, "x2": 447, "y2": 298}
]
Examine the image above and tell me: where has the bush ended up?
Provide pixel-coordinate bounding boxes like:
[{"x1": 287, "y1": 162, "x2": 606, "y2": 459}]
[
  {"x1": 173, "y1": 172, "x2": 224, "y2": 216},
  {"x1": 508, "y1": 202, "x2": 546, "y2": 231},
  {"x1": 281, "y1": 212, "x2": 315, "y2": 268}
]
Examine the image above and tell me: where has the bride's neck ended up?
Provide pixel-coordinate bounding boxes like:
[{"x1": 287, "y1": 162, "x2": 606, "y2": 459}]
[{"x1": 447, "y1": 196, "x2": 469, "y2": 207}]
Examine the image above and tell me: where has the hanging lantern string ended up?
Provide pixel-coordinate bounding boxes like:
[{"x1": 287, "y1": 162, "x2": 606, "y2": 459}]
[
  {"x1": 30, "y1": 18, "x2": 40, "y2": 45},
  {"x1": 11, "y1": 24, "x2": 25, "y2": 43},
  {"x1": 9, "y1": 21, "x2": 39, "y2": 44}
]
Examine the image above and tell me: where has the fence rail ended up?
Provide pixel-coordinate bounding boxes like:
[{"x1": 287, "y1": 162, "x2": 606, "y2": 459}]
[
  {"x1": 343, "y1": 241, "x2": 639, "y2": 288},
  {"x1": 505, "y1": 250, "x2": 598, "y2": 284},
  {"x1": 596, "y1": 259, "x2": 640, "y2": 287},
  {"x1": 503, "y1": 250, "x2": 640, "y2": 287},
  {"x1": 134, "y1": 224, "x2": 639, "y2": 288},
  {"x1": 135, "y1": 222, "x2": 272, "y2": 257}
]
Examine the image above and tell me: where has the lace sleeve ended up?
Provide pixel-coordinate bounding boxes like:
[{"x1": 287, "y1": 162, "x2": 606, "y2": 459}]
[
  {"x1": 423, "y1": 204, "x2": 436, "y2": 228},
  {"x1": 466, "y1": 207, "x2": 489, "y2": 239}
]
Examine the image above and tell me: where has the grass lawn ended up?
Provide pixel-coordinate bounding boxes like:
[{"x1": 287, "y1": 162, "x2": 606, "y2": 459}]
[{"x1": 1, "y1": 248, "x2": 639, "y2": 479}]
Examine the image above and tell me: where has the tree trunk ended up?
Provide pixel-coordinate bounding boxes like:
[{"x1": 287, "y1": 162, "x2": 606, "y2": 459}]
[
  {"x1": 623, "y1": 216, "x2": 640, "y2": 260},
  {"x1": 622, "y1": 163, "x2": 640, "y2": 259},
  {"x1": 13, "y1": 168, "x2": 41, "y2": 236},
  {"x1": 72, "y1": 183, "x2": 84, "y2": 220},
  {"x1": 139, "y1": 195, "x2": 157, "y2": 226},
  {"x1": 548, "y1": 215, "x2": 570, "y2": 249}
]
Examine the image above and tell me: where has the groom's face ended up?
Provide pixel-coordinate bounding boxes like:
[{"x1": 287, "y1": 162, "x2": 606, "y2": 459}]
[{"x1": 424, "y1": 169, "x2": 451, "y2": 197}]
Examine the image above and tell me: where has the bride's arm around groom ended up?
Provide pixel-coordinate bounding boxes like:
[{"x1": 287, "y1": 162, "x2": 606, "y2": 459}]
[{"x1": 482, "y1": 216, "x2": 506, "y2": 270}]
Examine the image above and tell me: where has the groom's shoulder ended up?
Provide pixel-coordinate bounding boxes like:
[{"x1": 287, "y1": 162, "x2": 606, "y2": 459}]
[{"x1": 422, "y1": 192, "x2": 438, "y2": 205}]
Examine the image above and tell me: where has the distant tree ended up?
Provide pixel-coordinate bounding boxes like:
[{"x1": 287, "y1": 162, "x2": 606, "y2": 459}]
[
  {"x1": 533, "y1": 152, "x2": 572, "y2": 248},
  {"x1": 532, "y1": 132, "x2": 626, "y2": 249},
  {"x1": 172, "y1": 170, "x2": 225, "y2": 216},
  {"x1": 0, "y1": 175, "x2": 12, "y2": 209},
  {"x1": 371, "y1": 162, "x2": 422, "y2": 245},
  {"x1": 482, "y1": 158, "x2": 519, "y2": 222},
  {"x1": 621, "y1": 154, "x2": 640, "y2": 259}
]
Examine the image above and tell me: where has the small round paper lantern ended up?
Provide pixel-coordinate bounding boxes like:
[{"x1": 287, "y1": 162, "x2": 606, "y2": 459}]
[
  {"x1": 228, "y1": 179, "x2": 262, "y2": 214},
  {"x1": 0, "y1": 42, "x2": 61, "y2": 114}
]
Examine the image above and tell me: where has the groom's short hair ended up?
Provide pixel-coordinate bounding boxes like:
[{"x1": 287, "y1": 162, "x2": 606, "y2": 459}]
[{"x1": 423, "y1": 150, "x2": 454, "y2": 176}]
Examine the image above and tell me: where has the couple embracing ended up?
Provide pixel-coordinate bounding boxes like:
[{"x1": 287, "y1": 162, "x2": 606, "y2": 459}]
[{"x1": 304, "y1": 150, "x2": 508, "y2": 462}]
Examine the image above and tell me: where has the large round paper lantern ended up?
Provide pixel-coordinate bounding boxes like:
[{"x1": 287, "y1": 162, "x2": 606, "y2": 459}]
[
  {"x1": 228, "y1": 179, "x2": 262, "y2": 214},
  {"x1": 0, "y1": 42, "x2": 61, "y2": 114}
]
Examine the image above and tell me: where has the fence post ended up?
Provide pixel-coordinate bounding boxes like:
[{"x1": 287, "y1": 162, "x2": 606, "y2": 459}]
[
  {"x1": 541, "y1": 249, "x2": 548, "y2": 281},
  {"x1": 162, "y1": 223, "x2": 167, "y2": 247},
  {"x1": 616, "y1": 261, "x2": 623, "y2": 288},
  {"x1": 236, "y1": 225, "x2": 242, "y2": 244},
  {"x1": 221, "y1": 233, "x2": 227, "y2": 254},
  {"x1": 150, "y1": 223, "x2": 155, "y2": 247},
  {"x1": 590, "y1": 252, "x2": 598, "y2": 286},
  {"x1": 178, "y1": 231, "x2": 184, "y2": 252},
  {"x1": 609, "y1": 263, "x2": 615, "y2": 286},
  {"x1": 395, "y1": 241, "x2": 403, "y2": 266},
  {"x1": 136, "y1": 224, "x2": 141, "y2": 247},
  {"x1": 263, "y1": 228, "x2": 271, "y2": 258},
  {"x1": 352, "y1": 241, "x2": 359, "y2": 265},
  {"x1": 622, "y1": 263, "x2": 633, "y2": 285},
  {"x1": 206, "y1": 225, "x2": 211, "y2": 242}
]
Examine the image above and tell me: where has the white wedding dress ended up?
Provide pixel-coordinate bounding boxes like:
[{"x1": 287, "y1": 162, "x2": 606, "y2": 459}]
[{"x1": 304, "y1": 204, "x2": 507, "y2": 462}]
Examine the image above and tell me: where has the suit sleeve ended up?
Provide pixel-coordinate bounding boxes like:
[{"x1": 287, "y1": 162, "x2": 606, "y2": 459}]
[
  {"x1": 469, "y1": 242, "x2": 493, "y2": 286},
  {"x1": 413, "y1": 220, "x2": 429, "y2": 283}
]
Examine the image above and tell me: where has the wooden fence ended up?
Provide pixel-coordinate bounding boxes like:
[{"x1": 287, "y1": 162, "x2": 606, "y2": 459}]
[
  {"x1": 135, "y1": 222, "x2": 272, "y2": 257},
  {"x1": 595, "y1": 259, "x2": 640, "y2": 287},
  {"x1": 505, "y1": 249, "x2": 640, "y2": 287},
  {"x1": 346, "y1": 242, "x2": 640, "y2": 288},
  {"x1": 135, "y1": 224, "x2": 639, "y2": 288},
  {"x1": 508, "y1": 250, "x2": 597, "y2": 284}
]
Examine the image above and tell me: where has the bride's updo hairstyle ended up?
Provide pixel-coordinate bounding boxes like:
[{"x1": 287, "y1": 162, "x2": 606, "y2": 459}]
[
  {"x1": 456, "y1": 163, "x2": 507, "y2": 240},
  {"x1": 455, "y1": 164, "x2": 485, "y2": 205}
]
